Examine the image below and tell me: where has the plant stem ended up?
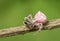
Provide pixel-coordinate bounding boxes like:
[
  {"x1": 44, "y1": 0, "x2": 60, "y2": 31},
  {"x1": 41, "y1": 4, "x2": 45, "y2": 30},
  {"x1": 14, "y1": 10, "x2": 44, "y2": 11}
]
[{"x1": 0, "y1": 19, "x2": 60, "y2": 38}]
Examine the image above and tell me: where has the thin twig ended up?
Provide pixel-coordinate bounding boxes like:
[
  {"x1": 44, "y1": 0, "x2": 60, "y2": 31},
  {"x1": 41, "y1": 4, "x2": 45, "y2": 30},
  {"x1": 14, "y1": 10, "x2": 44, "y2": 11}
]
[{"x1": 0, "y1": 19, "x2": 60, "y2": 38}]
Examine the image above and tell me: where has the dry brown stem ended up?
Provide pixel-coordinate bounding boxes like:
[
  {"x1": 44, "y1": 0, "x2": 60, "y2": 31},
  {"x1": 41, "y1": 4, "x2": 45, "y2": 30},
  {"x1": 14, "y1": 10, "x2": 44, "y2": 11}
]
[{"x1": 0, "y1": 19, "x2": 60, "y2": 37}]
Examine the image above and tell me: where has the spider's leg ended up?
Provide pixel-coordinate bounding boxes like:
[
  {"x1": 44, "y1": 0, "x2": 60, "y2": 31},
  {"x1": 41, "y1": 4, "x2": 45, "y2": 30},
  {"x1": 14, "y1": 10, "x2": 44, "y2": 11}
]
[
  {"x1": 24, "y1": 17, "x2": 31, "y2": 25},
  {"x1": 23, "y1": 16, "x2": 33, "y2": 29},
  {"x1": 23, "y1": 14, "x2": 33, "y2": 25},
  {"x1": 28, "y1": 14, "x2": 32, "y2": 20},
  {"x1": 38, "y1": 23, "x2": 43, "y2": 32}
]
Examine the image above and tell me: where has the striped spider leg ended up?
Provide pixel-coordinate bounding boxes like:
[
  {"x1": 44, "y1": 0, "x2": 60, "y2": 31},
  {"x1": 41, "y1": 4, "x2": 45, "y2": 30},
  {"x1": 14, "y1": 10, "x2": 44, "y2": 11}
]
[{"x1": 23, "y1": 14, "x2": 33, "y2": 29}]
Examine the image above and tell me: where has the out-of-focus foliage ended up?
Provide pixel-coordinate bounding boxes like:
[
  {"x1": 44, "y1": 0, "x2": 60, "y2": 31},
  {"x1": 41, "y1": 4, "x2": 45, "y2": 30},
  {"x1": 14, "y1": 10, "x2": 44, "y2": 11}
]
[{"x1": 0, "y1": 0, "x2": 60, "y2": 41}]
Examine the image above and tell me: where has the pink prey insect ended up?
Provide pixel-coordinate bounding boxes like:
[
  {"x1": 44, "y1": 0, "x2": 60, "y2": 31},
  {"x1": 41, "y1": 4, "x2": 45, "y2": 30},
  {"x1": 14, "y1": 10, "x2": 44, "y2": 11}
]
[{"x1": 32, "y1": 11, "x2": 47, "y2": 32}]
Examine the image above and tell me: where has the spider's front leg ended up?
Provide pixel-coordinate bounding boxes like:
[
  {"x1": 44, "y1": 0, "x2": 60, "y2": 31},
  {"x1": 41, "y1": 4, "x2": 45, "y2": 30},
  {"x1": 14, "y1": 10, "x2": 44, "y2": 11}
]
[{"x1": 23, "y1": 14, "x2": 33, "y2": 29}]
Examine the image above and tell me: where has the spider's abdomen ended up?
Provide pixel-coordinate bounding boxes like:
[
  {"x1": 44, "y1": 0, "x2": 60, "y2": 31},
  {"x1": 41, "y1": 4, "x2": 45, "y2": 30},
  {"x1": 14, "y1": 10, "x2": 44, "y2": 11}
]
[{"x1": 33, "y1": 11, "x2": 47, "y2": 24}]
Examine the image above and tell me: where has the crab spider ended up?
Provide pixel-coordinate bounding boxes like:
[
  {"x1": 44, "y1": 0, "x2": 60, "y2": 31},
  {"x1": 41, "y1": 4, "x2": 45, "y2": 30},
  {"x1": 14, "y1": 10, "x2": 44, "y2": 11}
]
[{"x1": 24, "y1": 11, "x2": 47, "y2": 32}]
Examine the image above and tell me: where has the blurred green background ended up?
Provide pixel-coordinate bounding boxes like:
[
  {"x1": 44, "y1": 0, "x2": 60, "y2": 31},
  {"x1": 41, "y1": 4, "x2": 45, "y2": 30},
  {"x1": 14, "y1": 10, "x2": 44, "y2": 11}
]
[{"x1": 0, "y1": 0, "x2": 60, "y2": 41}]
